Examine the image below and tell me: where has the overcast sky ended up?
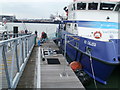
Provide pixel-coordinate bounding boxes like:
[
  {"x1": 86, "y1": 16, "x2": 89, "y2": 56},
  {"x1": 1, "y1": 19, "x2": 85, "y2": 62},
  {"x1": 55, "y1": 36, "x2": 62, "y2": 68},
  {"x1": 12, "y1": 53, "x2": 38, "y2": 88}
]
[
  {"x1": 0, "y1": 0, "x2": 73, "y2": 19},
  {"x1": 0, "y1": 0, "x2": 119, "y2": 19}
]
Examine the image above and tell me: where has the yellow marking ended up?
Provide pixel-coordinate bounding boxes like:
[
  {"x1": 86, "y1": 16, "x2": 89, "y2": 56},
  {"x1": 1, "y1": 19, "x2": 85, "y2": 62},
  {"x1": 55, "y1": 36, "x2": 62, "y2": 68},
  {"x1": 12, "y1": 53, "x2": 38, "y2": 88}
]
[
  {"x1": 7, "y1": 60, "x2": 12, "y2": 61},
  {"x1": 0, "y1": 64, "x2": 11, "y2": 66},
  {"x1": 0, "y1": 72, "x2": 2, "y2": 74},
  {"x1": 70, "y1": 36, "x2": 80, "y2": 40}
]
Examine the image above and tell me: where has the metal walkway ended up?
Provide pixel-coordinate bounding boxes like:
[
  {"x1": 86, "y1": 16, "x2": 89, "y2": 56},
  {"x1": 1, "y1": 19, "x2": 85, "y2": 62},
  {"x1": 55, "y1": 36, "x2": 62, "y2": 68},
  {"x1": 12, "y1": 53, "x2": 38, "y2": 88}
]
[
  {"x1": 17, "y1": 40, "x2": 85, "y2": 89},
  {"x1": 0, "y1": 36, "x2": 85, "y2": 89},
  {"x1": 0, "y1": 34, "x2": 35, "y2": 89}
]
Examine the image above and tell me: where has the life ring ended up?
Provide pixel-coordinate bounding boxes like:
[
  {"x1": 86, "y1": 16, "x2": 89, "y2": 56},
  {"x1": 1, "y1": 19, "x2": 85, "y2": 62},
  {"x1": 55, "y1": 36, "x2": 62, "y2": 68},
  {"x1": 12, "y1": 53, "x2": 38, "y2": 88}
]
[{"x1": 94, "y1": 31, "x2": 102, "y2": 39}]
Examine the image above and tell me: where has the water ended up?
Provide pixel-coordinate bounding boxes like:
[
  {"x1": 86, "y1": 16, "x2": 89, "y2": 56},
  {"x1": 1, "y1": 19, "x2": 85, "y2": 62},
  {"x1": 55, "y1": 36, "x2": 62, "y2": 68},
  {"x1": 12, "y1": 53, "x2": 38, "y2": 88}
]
[{"x1": 3, "y1": 23, "x2": 58, "y2": 39}]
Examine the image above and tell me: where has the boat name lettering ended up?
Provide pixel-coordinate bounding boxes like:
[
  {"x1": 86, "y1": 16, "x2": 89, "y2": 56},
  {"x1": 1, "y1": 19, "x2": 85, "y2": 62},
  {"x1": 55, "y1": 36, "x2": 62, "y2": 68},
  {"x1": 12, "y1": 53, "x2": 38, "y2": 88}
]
[{"x1": 84, "y1": 40, "x2": 96, "y2": 47}]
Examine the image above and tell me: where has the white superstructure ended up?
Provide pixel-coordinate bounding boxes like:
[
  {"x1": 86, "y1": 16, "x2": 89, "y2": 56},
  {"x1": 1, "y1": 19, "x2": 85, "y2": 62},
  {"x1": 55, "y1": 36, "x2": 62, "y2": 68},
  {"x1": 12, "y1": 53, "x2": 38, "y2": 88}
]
[{"x1": 65, "y1": 0, "x2": 120, "y2": 41}]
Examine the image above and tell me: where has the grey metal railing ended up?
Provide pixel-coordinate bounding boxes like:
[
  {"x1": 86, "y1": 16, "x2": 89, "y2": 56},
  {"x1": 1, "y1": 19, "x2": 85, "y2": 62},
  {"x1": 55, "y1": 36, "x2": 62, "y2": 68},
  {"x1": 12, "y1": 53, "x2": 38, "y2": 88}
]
[
  {"x1": 0, "y1": 34, "x2": 35, "y2": 89},
  {"x1": 0, "y1": 33, "x2": 32, "y2": 41}
]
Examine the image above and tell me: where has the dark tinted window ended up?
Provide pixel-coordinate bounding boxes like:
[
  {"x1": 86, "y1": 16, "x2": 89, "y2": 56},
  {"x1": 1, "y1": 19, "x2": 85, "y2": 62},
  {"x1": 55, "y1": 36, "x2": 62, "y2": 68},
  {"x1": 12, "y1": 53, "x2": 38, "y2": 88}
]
[
  {"x1": 100, "y1": 3, "x2": 115, "y2": 11},
  {"x1": 115, "y1": 4, "x2": 120, "y2": 11},
  {"x1": 88, "y1": 3, "x2": 98, "y2": 10},
  {"x1": 77, "y1": 3, "x2": 86, "y2": 10},
  {"x1": 67, "y1": 24, "x2": 71, "y2": 28}
]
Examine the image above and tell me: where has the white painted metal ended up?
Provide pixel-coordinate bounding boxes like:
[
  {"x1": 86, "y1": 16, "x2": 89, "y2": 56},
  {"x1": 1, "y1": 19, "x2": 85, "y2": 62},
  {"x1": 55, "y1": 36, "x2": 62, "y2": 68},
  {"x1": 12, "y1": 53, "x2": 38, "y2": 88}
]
[
  {"x1": 37, "y1": 47, "x2": 41, "y2": 88},
  {"x1": 66, "y1": 0, "x2": 119, "y2": 41}
]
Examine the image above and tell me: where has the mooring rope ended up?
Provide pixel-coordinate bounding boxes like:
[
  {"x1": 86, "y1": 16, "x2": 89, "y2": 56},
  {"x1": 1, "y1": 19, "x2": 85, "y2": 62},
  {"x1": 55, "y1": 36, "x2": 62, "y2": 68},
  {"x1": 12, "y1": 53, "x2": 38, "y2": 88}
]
[{"x1": 89, "y1": 53, "x2": 98, "y2": 89}]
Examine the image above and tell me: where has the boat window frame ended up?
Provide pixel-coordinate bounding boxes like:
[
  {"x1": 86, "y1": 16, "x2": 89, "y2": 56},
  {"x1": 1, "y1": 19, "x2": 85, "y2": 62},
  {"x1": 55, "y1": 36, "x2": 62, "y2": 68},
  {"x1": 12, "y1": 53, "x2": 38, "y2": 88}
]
[
  {"x1": 100, "y1": 3, "x2": 116, "y2": 11},
  {"x1": 88, "y1": 2, "x2": 98, "y2": 10},
  {"x1": 69, "y1": 2, "x2": 118, "y2": 11},
  {"x1": 67, "y1": 23, "x2": 71, "y2": 28},
  {"x1": 71, "y1": 3, "x2": 76, "y2": 11},
  {"x1": 114, "y1": 3, "x2": 120, "y2": 11},
  {"x1": 77, "y1": 2, "x2": 87, "y2": 10},
  {"x1": 74, "y1": 23, "x2": 77, "y2": 30},
  {"x1": 73, "y1": 3, "x2": 76, "y2": 10}
]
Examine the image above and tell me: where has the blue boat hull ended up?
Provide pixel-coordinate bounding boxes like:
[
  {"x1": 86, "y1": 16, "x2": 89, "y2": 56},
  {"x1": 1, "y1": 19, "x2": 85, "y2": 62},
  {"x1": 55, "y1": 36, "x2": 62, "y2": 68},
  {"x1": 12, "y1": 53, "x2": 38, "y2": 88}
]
[{"x1": 59, "y1": 31, "x2": 120, "y2": 84}]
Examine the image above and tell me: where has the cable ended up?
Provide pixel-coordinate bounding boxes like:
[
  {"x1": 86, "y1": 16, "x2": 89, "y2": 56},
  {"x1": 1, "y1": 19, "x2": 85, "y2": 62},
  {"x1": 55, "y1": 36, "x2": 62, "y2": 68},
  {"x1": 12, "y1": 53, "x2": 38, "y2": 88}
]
[{"x1": 89, "y1": 52, "x2": 98, "y2": 89}]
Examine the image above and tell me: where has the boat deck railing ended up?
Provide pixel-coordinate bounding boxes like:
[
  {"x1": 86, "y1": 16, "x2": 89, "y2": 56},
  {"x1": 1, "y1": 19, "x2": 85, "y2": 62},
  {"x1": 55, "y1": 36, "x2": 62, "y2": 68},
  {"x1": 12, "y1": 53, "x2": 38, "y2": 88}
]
[{"x1": 0, "y1": 34, "x2": 35, "y2": 89}]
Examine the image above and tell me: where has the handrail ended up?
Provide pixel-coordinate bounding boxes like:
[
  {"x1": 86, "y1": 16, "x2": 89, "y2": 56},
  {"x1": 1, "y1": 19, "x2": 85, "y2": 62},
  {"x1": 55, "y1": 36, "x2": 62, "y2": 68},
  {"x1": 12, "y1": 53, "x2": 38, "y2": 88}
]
[
  {"x1": 0, "y1": 33, "x2": 32, "y2": 41},
  {"x1": 0, "y1": 34, "x2": 35, "y2": 89},
  {"x1": 0, "y1": 34, "x2": 31, "y2": 44}
]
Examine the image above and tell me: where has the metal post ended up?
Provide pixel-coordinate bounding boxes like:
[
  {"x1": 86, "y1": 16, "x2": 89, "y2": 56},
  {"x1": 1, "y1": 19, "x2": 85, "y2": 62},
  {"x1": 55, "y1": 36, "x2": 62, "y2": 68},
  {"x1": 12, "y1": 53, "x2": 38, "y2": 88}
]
[
  {"x1": 25, "y1": 38, "x2": 27, "y2": 58},
  {"x1": 64, "y1": 34, "x2": 67, "y2": 58},
  {"x1": 21, "y1": 39, "x2": 24, "y2": 63},
  {"x1": 15, "y1": 40, "x2": 20, "y2": 72},
  {"x1": 10, "y1": 41, "x2": 16, "y2": 84},
  {"x1": 60, "y1": 34, "x2": 68, "y2": 77},
  {"x1": 2, "y1": 45, "x2": 11, "y2": 88},
  {"x1": 26, "y1": 38, "x2": 29, "y2": 55},
  {"x1": 0, "y1": 34, "x2": 35, "y2": 89},
  {"x1": 23, "y1": 39, "x2": 26, "y2": 60}
]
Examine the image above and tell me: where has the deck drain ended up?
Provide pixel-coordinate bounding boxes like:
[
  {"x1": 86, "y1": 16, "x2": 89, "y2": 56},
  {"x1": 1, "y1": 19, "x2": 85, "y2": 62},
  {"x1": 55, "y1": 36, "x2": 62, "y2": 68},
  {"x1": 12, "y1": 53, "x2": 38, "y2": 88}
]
[{"x1": 47, "y1": 58, "x2": 60, "y2": 64}]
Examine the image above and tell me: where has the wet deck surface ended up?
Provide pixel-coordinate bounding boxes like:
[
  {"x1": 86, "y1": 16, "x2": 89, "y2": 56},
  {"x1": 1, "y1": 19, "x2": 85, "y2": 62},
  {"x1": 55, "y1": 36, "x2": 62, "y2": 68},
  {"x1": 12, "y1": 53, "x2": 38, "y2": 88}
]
[
  {"x1": 17, "y1": 47, "x2": 38, "y2": 88},
  {"x1": 41, "y1": 41, "x2": 84, "y2": 89},
  {"x1": 17, "y1": 40, "x2": 85, "y2": 89}
]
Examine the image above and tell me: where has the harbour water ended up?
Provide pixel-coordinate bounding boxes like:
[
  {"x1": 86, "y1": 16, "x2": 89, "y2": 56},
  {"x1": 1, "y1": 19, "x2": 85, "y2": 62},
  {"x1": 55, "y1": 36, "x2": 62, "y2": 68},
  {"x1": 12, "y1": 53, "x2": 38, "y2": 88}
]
[{"x1": 5, "y1": 23, "x2": 58, "y2": 39}]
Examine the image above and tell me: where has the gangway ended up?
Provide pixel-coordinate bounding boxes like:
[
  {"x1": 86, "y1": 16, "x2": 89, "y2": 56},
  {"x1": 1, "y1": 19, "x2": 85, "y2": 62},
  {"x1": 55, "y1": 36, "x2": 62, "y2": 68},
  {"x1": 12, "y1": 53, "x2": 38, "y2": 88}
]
[
  {"x1": 0, "y1": 34, "x2": 35, "y2": 89},
  {"x1": 0, "y1": 34, "x2": 85, "y2": 89}
]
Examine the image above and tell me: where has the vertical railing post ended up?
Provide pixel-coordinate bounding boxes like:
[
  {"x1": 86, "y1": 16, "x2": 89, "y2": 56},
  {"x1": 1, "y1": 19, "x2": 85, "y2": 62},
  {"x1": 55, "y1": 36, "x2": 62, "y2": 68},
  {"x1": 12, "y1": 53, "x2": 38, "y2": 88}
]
[
  {"x1": 0, "y1": 34, "x2": 35, "y2": 89},
  {"x1": 15, "y1": 40, "x2": 20, "y2": 72},
  {"x1": 21, "y1": 38, "x2": 24, "y2": 63},
  {"x1": 23, "y1": 39, "x2": 25, "y2": 61},
  {"x1": 10, "y1": 40, "x2": 16, "y2": 84},
  {"x1": 28, "y1": 36, "x2": 30, "y2": 53},
  {"x1": 27, "y1": 37, "x2": 29, "y2": 55},
  {"x1": 25, "y1": 38, "x2": 27, "y2": 58},
  {"x1": 2, "y1": 45, "x2": 11, "y2": 88}
]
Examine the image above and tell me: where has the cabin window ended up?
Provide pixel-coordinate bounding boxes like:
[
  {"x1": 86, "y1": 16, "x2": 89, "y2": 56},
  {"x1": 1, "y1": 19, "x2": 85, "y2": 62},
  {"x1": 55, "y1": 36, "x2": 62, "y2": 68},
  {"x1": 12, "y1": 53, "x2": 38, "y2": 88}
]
[
  {"x1": 115, "y1": 4, "x2": 120, "y2": 11},
  {"x1": 88, "y1": 3, "x2": 98, "y2": 10},
  {"x1": 67, "y1": 24, "x2": 71, "y2": 28},
  {"x1": 77, "y1": 3, "x2": 86, "y2": 10},
  {"x1": 100, "y1": 3, "x2": 115, "y2": 11},
  {"x1": 74, "y1": 24, "x2": 77, "y2": 30}
]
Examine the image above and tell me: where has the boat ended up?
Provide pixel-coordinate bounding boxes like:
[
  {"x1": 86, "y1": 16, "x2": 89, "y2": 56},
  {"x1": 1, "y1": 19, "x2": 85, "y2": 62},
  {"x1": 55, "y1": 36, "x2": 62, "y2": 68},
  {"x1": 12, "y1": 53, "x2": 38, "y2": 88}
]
[
  {"x1": 0, "y1": 22, "x2": 7, "y2": 39},
  {"x1": 56, "y1": 0, "x2": 120, "y2": 84}
]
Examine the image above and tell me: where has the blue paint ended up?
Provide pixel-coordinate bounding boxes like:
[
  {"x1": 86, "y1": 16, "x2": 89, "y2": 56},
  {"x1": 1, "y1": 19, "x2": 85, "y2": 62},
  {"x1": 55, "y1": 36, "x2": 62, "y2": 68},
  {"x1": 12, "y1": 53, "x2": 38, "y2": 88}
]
[
  {"x1": 38, "y1": 40, "x2": 41, "y2": 46},
  {"x1": 63, "y1": 20, "x2": 119, "y2": 29},
  {"x1": 59, "y1": 30, "x2": 120, "y2": 84}
]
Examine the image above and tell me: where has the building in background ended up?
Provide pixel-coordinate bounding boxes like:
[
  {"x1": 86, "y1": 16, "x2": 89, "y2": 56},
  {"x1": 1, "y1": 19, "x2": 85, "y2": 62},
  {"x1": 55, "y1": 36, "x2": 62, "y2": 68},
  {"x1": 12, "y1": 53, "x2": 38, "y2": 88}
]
[{"x1": 0, "y1": 14, "x2": 16, "y2": 22}]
